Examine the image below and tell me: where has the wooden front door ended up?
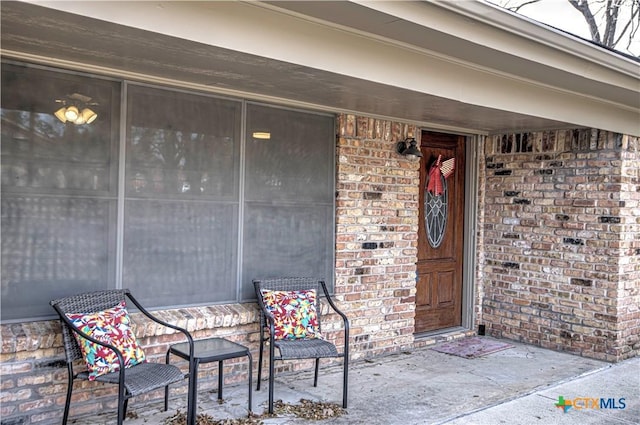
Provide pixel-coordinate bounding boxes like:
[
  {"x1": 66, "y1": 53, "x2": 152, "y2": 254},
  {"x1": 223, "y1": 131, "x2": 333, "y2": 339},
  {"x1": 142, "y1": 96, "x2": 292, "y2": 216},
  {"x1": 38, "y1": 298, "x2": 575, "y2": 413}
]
[{"x1": 415, "y1": 131, "x2": 466, "y2": 334}]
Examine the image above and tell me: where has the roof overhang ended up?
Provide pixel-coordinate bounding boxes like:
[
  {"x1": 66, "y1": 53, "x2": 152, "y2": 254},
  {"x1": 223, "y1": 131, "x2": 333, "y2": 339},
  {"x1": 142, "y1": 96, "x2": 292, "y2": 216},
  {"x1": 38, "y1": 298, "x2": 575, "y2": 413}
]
[{"x1": 2, "y1": 0, "x2": 639, "y2": 135}]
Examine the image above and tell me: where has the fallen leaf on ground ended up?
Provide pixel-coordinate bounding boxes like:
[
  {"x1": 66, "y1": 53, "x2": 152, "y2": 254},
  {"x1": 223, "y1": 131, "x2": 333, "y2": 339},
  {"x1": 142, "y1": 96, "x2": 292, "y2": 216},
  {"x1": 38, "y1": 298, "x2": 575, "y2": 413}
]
[
  {"x1": 163, "y1": 410, "x2": 263, "y2": 425},
  {"x1": 163, "y1": 398, "x2": 345, "y2": 424},
  {"x1": 273, "y1": 399, "x2": 346, "y2": 420}
]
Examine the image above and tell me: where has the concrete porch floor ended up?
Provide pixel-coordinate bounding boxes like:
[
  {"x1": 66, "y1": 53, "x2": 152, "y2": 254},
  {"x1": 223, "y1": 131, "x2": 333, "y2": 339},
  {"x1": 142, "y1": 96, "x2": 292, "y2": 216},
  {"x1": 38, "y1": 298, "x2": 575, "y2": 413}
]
[{"x1": 83, "y1": 337, "x2": 638, "y2": 425}]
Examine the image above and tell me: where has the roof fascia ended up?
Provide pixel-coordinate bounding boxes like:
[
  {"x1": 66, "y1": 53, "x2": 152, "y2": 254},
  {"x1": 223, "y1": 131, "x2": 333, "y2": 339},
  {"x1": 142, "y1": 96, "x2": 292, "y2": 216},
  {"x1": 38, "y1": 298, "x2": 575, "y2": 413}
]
[
  {"x1": 435, "y1": 0, "x2": 639, "y2": 70},
  {"x1": 351, "y1": 0, "x2": 639, "y2": 83},
  {"x1": 8, "y1": 0, "x2": 639, "y2": 135}
]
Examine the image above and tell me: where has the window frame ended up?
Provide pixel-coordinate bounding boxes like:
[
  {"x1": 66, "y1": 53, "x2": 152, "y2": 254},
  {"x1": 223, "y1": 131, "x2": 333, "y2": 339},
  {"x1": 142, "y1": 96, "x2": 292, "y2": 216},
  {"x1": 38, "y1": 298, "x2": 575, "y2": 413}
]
[{"x1": 0, "y1": 61, "x2": 336, "y2": 322}]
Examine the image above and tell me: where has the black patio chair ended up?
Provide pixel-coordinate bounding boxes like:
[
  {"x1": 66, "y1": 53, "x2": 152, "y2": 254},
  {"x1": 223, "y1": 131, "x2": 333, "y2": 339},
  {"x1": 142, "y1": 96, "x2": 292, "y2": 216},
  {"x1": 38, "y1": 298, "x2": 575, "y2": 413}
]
[
  {"x1": 253, "y1": 277, "x2": 349, "y2": 414},
  {"x1": 50, "y1": 289, "x2": 194, "y2": 425}
]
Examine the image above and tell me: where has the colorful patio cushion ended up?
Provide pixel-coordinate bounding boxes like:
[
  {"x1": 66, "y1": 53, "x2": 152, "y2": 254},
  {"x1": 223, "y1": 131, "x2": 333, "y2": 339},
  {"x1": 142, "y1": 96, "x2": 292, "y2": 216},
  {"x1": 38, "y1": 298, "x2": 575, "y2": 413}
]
[
  {"x1": 66, "y1": 301, "x2": 146, "y2": 380},
  {"x1": 260, "y1": 289, "x2": 321, "y2": 340}
]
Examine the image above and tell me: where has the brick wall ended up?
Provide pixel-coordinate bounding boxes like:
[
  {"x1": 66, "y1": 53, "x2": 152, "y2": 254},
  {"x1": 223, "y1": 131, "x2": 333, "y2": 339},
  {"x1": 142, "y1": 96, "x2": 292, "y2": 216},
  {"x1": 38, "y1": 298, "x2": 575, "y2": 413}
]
[
  {"x1": 479, "y1": 129, "x2": 640, "y2": 362},
  {"x1": 334, "y1": 115, "x2": 420, "y2": 359},
  {"x1": 618, "y1": 136, "x2": 640, "y2": 359}
]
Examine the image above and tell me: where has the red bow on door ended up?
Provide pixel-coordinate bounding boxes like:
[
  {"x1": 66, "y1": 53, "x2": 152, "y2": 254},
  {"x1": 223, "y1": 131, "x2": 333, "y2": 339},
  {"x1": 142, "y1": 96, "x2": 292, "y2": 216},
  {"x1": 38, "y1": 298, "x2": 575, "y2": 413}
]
[{"x1": 426, "y1": 155, "x2": 455, "y2": 196}]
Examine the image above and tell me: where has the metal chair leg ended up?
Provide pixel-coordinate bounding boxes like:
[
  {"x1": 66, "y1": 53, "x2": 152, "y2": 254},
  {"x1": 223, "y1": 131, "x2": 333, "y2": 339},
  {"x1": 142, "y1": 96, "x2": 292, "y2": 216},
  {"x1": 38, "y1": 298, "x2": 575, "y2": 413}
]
[
  {"x1": 257, "y1": 336, "x2": 264, "y2": 391},
  {"x1": 268, "y1": 339, "x2": 275, "y2": 414},
  {"x1": 117, "y1": 391, "x2": 126, "y2": 425},
  {"x1": 62, "y1": 365, "x2": 73, "y2": 425},
  {"x1": 343, "y1": 355, "x2": 349, "y2": 408},
  {"x1": 313, "y1": 358, "x2": 320, "y2": 387},
  {"x1": 164, "y1": 350, "x2": 171, "y2": 411},
  {"x1": 247, "y1": 351, "x2": 253, "y2": 414}
]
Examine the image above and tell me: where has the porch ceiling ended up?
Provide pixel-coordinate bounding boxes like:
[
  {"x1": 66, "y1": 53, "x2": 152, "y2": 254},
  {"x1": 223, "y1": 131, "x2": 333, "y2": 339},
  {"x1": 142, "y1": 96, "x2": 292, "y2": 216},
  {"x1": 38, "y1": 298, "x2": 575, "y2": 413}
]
[{"x1": 1, "y1": 1, "x2": 638, "y2": 135}]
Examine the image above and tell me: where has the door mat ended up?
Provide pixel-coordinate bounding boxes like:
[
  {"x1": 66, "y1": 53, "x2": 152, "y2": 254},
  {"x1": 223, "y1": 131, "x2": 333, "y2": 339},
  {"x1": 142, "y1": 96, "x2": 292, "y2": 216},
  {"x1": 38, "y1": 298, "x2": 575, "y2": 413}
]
[{"x1": 431, "y1": 337, "x2": 514, "y2": 359}]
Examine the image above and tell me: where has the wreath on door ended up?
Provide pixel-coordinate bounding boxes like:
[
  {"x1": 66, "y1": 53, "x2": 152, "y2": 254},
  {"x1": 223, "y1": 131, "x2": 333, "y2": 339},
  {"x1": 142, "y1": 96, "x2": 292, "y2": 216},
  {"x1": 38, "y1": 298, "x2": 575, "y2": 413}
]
[{"x1": 425, "y1": 155, "x2": 455, "y2": 248}]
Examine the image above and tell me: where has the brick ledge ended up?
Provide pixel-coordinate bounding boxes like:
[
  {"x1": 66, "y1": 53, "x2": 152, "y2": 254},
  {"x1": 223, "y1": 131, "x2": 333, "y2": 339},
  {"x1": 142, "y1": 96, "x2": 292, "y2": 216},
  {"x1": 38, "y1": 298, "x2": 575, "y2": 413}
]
[{"x1": 1, "y1": 302, "x2": 260, "y2": 354}]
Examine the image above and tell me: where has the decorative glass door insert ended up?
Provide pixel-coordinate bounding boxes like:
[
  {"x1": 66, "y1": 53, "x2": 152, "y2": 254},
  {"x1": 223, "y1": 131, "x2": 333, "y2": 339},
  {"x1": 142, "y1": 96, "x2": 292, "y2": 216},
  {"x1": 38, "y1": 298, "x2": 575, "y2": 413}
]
[
  {"x1": 425, "y1": 173, "x2": 448, "y2": 248},
  {"x1": 424, "y1": 155, "x2": 455, "y2": 248}
]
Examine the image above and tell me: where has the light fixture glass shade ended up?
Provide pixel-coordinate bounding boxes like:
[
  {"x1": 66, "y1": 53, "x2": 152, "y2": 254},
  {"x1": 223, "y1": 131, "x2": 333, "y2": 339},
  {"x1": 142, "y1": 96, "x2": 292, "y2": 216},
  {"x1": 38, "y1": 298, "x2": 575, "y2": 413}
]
[
  {"x1": 81, "y1": 108, "x2": 97, "y2": 124},
  {"x1": 64, "y1": 106, "x2": 79, "y2": 121},
  {"x1": 54, "y1": 107, "x2": 68, "y2": 123},
  {"x1": 74, "y1": 114, "x2": 86, "y2": 125}
]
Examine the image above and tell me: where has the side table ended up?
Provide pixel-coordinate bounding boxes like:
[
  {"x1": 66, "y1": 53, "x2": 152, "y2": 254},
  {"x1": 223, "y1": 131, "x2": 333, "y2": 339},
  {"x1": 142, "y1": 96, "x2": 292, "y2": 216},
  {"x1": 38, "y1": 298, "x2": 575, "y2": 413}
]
[{"x1": 166, "y1": 338, "x2": 253, "y2": 425}]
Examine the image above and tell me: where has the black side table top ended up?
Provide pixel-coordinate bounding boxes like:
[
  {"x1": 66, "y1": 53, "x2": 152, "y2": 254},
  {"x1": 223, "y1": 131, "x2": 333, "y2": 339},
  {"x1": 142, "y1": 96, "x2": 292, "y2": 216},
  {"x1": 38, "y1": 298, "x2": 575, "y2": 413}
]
[{"x1": 169, "y1": 337, "x2": 250, "y2": 362}]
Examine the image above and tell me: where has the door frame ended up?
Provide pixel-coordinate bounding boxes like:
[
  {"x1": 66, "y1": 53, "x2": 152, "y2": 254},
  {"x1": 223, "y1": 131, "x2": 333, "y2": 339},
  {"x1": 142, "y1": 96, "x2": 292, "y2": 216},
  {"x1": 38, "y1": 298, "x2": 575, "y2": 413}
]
[
  {"x1": 416, "y1": 130, "x2": 479, "y2": 334},
  {"x1": 460, "y1": 134, "x2": 479, "y2": 331}
]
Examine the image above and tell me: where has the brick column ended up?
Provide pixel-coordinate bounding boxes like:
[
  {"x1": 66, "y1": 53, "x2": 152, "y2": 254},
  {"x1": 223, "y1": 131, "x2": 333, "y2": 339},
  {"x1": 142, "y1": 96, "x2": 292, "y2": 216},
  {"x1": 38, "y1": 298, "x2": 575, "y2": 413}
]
[
  {"x1": 335, "y1": 114, "x2": 419, "y2": 359},
  {"x1": 479, "y1": 129, "x2": 640, "y2": 361}
]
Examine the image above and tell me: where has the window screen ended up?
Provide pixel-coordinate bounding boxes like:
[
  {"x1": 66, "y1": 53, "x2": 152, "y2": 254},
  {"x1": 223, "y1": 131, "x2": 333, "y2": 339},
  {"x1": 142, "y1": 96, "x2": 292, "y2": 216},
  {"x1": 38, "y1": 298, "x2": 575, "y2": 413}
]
[
  {"x1": 1, "y1": 62, "x2": 335, "y2": 321},
  {"x1": 123, "y1": 86, "x2": 241, "y2": 307},
  {"x1": 1, "y1": 63, "x2": 120, "y2": 320},
  {"x1": 242, "y1": 104, "x2": 335, "y2": 299}
]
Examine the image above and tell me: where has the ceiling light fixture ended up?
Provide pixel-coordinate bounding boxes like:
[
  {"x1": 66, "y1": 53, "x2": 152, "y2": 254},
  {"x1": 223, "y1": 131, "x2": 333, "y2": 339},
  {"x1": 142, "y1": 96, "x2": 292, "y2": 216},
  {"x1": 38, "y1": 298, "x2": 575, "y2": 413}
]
[
  {"x1": 54, "y1": 93, "x2": 98, "y2": 125},
  {"x1": 252, "y1": 131, "x2": 271, "y2": 140}
]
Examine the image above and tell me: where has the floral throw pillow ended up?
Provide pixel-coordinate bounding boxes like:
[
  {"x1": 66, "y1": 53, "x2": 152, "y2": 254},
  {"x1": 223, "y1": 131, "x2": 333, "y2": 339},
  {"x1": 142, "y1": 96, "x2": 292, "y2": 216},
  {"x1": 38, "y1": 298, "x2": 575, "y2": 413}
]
[
  {"x1": 66, "y1": 301, "x2": 146, "y2": 380},
  {"x1": 260, "y1": 289, "x2": 321, "y2": 340}
]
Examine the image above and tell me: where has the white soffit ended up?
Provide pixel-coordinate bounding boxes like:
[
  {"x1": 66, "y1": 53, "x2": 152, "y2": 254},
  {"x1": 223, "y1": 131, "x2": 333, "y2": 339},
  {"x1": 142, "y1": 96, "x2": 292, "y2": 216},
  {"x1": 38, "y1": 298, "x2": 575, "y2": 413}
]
[{"x1": 4, "y1": 0, "x2": 640, "y2": 135}]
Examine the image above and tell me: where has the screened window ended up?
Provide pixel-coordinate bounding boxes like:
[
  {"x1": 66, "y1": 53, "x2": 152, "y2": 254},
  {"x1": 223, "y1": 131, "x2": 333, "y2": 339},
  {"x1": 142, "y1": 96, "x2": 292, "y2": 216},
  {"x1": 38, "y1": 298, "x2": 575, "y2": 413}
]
[
  {"x1": 242, "y1": 104, "x2": 335, "y2": 299},
  {"x1": 123, "y1": 86, "x2": 242, "y2": 306},
  {"x1": 1, "y1": 62, "x2": 335, "y2": 321},
  {"x1": 1, "y1": 62, "x2": 120, "y2": 320}
]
